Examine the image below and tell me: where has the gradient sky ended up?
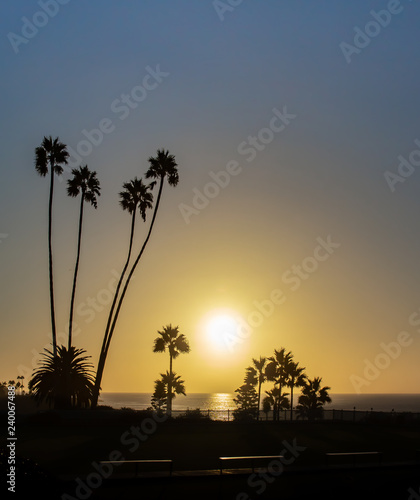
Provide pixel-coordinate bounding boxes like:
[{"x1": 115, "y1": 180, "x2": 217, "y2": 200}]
[{"x1": 1, "y1": 1, "x2": 420, "y2": 396}]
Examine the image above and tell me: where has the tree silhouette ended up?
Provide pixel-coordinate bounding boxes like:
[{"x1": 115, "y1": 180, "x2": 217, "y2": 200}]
[
  {"x1": 67, "y1": 165, "x2": 101, "y2": 349},
  {"x1": 233, "y1": 382, "x2": 259, "y2": 420},
  {"x1": 153, "y1": 325, "x2": 190, "y2": 415},
  {"x1": 296, "y1": 377, "x2": 331, "y2": 420},
  {"x1": 151, "y1": 372, "x2": 186, "y2": 414},
  {"x1": 35, "y1": 136, "x2": 69, "y2": 356},
  {"x1": 286, "y1": 361, "x2": 306, "y2": 420},
  {"x1": 92, "y1": 178, "x2": 153, "y2": 407},
  {"x1": 263, "y1": 387, "x2": 289, "y2": 420},
  {"x1": 151, "y1": 379, "x2": 167, "y2": 412},
  {"x1": 92, "y1": 149, "x2": 178, "y2": 407},
  {"x1": 265, "y1": 348, "x2": 293, "y2": 420},
  {"x1": 28, "y1": 346, "x2": 94, "y2": 409}
]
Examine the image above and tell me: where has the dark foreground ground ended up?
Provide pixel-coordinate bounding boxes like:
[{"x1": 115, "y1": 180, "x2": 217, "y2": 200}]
[{"x1": 1, "y1": 406, "x2": 420, "y2": 499}]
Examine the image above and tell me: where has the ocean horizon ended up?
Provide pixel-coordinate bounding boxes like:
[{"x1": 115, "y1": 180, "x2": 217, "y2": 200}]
[{"x1": 99, "y1": 392, "x2": 420, "y2": 413}]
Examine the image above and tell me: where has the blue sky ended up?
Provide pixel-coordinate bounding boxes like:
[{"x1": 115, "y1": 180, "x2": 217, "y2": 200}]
[{"x1": 1, "y1": 1, "x2": 420, "y2": 394}]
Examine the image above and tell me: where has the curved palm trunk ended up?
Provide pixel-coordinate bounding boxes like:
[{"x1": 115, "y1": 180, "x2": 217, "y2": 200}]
[
  {"x1": 257, "y1": 381, "x2": 262, "y2": 421},
  {"x1": 92, "y1": 178, "x2": 164, "y2": 407},
  {"x1": 91, "y1": 209, "x2": 137, "y2": 408},
  {"x1": 48, "y1": 163, "x2": 57, "y2": 357},
  {"x1": 68, "y1": 194, "x2": 85, "y2": 349}
]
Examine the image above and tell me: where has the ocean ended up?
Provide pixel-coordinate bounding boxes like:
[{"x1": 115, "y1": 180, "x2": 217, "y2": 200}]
[{"x1": 99, "y1": 392, "x2": 420, "y2": 413}]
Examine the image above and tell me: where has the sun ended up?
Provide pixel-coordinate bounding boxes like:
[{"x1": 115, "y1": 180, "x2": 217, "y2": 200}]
[
  {"x1": 198, "y1": 308, "x2": 248, "y2": 358},
  {"x1": 206, "y1": 314, "x2": 239, "y2": 351}
]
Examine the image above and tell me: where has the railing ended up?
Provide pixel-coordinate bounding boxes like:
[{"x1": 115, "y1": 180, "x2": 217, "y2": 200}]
[{"x1": 168, "y1": 408, "x2": 420, "y2": 422}]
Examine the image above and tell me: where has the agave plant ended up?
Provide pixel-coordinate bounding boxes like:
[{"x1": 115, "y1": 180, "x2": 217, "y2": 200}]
[{"x1": 28, "y1": 346, "x2": 95, "y2": 409}]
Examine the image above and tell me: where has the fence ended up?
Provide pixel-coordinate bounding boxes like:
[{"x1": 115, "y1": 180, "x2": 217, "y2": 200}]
[{"x1": 169, "y1": 408, "x2": 420, "y2": 422}]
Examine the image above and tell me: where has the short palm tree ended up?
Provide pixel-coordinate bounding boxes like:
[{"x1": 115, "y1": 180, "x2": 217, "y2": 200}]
[
  {"x1": 67, "y1": 165, "x2": 101, "y2": 349},
  {"x1": 92, "y1": 149, "x2": 179, "y2": 408},
  {"x1": 153, "y1": 325, "x2": 190, "y2": 415},
  {"x1": 296, "y1": 377, "x2": 331, "y2": 420},
  {"x1": 35, "y1": 136, "x2": 69, "y2": 356},
  {"x1": 28, "y1": 346, "x2": 94, "y2": 409},
  {"x1": 91, "y1": 178, "x2": 153, "y2": 408},
  {"x1": 286, "y1": 361, "x2": 306, "y2": 420},
  {"x1": 160, "y1": 371, "x2": 186, "y2": 409},
  {"x1": 265, "y1": 348, "x2": 293, "y2": 420},
  {"x1": 263, "y1": 387, "x2": 290, "y2": 420}
]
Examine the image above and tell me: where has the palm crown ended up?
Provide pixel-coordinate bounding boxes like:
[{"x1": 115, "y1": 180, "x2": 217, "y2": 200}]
[
  {"x1": 67, "y1": 165, "x2": 101, "y2": 208},
  {"x1": 119, "y1": 177, "x2": 153, "y2": 221},
  {"x1": 145, "y1": 149, "x2": 179, "y2": 187},
  {"x1": 153, "y1": 324, "x2": 190, "y2": 360},
  {"x1": 35, "y1": 136, "x2": 69, "y2": 176}
]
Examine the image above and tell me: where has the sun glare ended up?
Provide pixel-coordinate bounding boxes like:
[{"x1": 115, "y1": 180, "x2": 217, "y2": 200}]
[{"x1": 206, "y1": 314, "x2": 238, "y2": 350}]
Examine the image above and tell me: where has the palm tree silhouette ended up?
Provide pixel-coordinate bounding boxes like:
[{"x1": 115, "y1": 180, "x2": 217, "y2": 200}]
[
  {"x1": 92, "y1": 149, "x2": 178, "y2": 407},
  {"x1": 286, "y1": 361, "x2": 306, "y2": 421},
  {"x1": 160, "y1": 371, "x2": 186, "y2": 409},
  {"x1": 263, "y1": 387, "x2": 290, "y2": 420},
  {"x1": 296, "y1": 377, "x2": 331, "y2": 420},
  {"x1": 266, "y1": 348, "x2": 293, "y2": 420},
  {"x1": 35, "y1": 136, "x2": 69, "y2": 356},
  {"x1": 252, "y1": 356, "x2": 267, "y2": 420},
  {"x1": 28, "y1": 346, "x2": 94, "y2": 409},
  {"x1": 91, "y1": 178, "x2": 153, "y2": 407},
  {"x1": 153, "y1": 325, "x2": 190, "y2": 415},
  {"x1": 67, "y1": 165, "x2": 101, "y2": 349}
]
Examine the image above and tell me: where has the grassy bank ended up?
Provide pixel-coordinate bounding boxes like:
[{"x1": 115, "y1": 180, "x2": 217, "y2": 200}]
[{"x1": 1, "y1": 409, "x2": 419, "y2": 477}]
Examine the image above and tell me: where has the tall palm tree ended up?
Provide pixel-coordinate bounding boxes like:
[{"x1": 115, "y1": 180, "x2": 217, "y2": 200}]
[
  {"x1": 296, "y1": 377, "x2": 331, "y2": 421},
  {"x1": 153, "y1": 324, "x2": 190, "y2": 415},
  {"x1": 265, "y1": 348, "x2": 293, "y2": 420},
  {"x1": 92, "y1": 149, "x2": 179, "y2": 407},
  {"x1": 286, "y1": 361, "x2": 306, "y2": 421},
  {"x1": 91, "y1": 178, "x2": 153, "y2": 407},
  {"x1": 35, "y1": 136, "x2": 69, "y2": 356},
  {"x1": 67, "y1": 165, "x2": 101, "y2": 349},
  {"x1": 252, "y1": 356, "x2": 267, "y2": 420},
  {"x1": 28, "y1": 346, "x2": 94, "y2": 409}
]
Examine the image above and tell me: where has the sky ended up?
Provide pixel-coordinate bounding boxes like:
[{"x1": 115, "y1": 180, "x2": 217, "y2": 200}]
[{"x1": 1, "y1": 0, "x2": 420, "y2": 397}]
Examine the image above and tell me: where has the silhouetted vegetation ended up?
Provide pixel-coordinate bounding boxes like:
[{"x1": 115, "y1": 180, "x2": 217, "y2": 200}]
[
  {"x1": 66, "y1": 165, "x2": 100, "y2": 349},
  {"x1": 34, "y1": 136, "x2": 69, "y2": 357},
  {"x1": 32, "y1": 138, "x2": 181, "y2": 410},
  {"x1": 233, "y1": 368, "x2": 259, "y2": 421},
  {"x1": 92, "y1": 177, "x2": 153, "y2": 407},
  {"x1": 92, "y1": 149, "x2": 179, "y2": 407},
  {"x1": 28, "y1": 346, "x2": 94, "y2": 409},
  {"x1": 152, "y1": 324, "x2": 190, "y2": 415},
  {"x1": 235, "y1": 347, "x2": 331, "y2": 421},
  {"x1": 176, "y1": 408, "x2": 211, "y2": 421},
  {"x1": 151, "y1": 371, "x2": 186, "y2": 414},
  {"x1": 296, "y1": 376, "x2": 331, "y2": 420}
]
